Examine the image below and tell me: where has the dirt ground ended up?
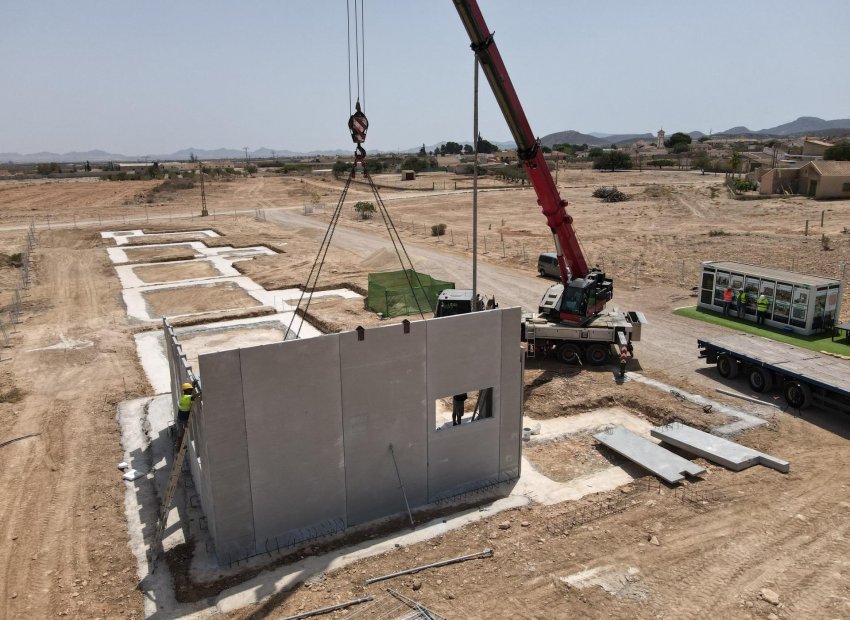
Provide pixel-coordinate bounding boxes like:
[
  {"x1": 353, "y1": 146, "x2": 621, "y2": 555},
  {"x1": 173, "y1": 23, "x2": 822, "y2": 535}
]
[
  {"x1": 132, "y1": 260, "x2": 221, "y2": 284},
  {"x1": 142, "y1": 282, "x2": 263, "y2": 318},
  {"x1": 1, "y1": 170, "x2": 849, "y2": 619}
]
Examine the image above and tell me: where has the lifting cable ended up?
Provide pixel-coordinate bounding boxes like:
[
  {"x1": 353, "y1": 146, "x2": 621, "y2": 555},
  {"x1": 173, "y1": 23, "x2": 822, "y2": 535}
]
[{"x1": 287, "y1": 1, "x2": 427, "y2": 338}]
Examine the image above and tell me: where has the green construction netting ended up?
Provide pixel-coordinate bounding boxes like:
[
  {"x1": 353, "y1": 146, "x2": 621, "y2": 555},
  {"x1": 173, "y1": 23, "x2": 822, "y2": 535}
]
[{"x1": 367, "y1": 269, "x2": 454, "y2": 318}]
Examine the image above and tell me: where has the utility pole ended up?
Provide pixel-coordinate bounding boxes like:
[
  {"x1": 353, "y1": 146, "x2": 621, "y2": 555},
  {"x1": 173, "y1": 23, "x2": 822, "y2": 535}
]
[
  {"x1": 198, "y1": 161, "x2": 209, "y2": 217},
  {"x1": 472, "y1": 55, "x2": 479, "y2": 310}
]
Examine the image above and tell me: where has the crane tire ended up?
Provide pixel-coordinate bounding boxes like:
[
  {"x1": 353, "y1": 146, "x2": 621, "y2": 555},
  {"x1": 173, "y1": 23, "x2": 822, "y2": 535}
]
[
  {"x1": 748, "y1": 367, "x2": 772, "y2": 393},
  {"x1": 783, "y1": 381, "x2": 812, "y2": 410},
  {"x1": 717, "y1": 354, "x2": 739, "y2": 379},
  {"x1": 556, "y1": 343, "x2": 582, "y2": 365},
  {"x1": 584, "y1": 344, "x2": 609, "y2": 366}
]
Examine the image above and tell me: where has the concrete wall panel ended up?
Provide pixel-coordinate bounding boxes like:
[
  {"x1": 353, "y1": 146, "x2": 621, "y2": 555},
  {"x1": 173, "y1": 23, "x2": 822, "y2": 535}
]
[
  {"x1": 498, "y1": 308, "x2": 523, "y2": 481},
  {"x1": 196, "y1": 348, "x2": 256, "y2": 560},
  {"x1": 239, "y1": 335, "x2": 346, "y2": 548},
  {"x1": 339, "y1": 321, "x2": 428, "y2": 525},
  {"x1": 426, "y1": 310, "x2": 503, "y2": 500}
]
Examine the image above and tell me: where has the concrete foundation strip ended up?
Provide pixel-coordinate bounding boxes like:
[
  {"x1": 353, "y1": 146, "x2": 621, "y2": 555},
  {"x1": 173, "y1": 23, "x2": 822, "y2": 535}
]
[
  {"x1": 278, "y1": 596, "x2": 374, "y2": 620},
  {"x1": 651, "y1": 422, "x2": 789, "y2": 473},
  {"x1": 364, "y1": 548, "x2": 494, "y2": 585}
]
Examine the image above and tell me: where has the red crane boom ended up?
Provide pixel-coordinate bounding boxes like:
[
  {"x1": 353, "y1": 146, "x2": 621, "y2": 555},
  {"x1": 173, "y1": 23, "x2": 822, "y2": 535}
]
[{"x1": 453, "y1": 0, "x2": 613, "y2": 324}]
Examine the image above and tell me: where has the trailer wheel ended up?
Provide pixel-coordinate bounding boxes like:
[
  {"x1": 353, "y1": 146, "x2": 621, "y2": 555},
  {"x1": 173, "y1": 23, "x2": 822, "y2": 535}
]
[
  {"x1": 717, "y1": 354, "x2": 739, "y2": 379},
  {"x1": 748, "y1": 367, "x2": 773, "y2": 393},
  {"x1": 584, "y1": 344, "x2": 609, "y2": 366},
  {"x1": 783, "y1": 381, "x2": 812, "y2": 410},
  {"x1": 556, "y1": 343, "x2": 581, "y2": 364}
]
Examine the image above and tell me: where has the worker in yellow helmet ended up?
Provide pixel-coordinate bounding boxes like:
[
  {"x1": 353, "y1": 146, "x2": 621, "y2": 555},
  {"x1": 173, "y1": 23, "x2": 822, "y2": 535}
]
[{"x1": 175, "y1": 381, "x2": 199, "y2": 451}]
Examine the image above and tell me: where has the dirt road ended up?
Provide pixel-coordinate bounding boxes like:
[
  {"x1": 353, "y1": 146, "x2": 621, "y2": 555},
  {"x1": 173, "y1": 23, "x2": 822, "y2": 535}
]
[{"x1": 0, "y1": 231, "x2": 145, "y2": 619}]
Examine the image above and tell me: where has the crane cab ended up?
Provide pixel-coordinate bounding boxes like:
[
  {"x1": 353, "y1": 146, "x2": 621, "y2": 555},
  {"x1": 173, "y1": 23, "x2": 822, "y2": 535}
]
[{"x1": 538, "y1": 269, "x2": 613, "y2": 325}]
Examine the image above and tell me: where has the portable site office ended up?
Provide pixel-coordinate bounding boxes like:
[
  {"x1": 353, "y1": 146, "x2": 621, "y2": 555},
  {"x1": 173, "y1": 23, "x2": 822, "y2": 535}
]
[{"x1": 698, "y1": 261, "x2": 844, "y2": 336}]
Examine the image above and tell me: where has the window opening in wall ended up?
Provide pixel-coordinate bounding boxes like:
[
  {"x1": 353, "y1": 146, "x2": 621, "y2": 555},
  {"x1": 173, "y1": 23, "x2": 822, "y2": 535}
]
[{"x1": 435, "y1": 388, "x2": 494, "y2": 430}]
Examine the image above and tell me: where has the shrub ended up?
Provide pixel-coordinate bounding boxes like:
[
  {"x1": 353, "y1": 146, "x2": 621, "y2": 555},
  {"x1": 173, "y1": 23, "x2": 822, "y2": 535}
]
[
  {"x1": 431, "y1": 223, "x2": 447, "y2": 236},
  {"x1": 353, "y1": 201, "x2": 376, "y2": 219},
  {"x1": 732, "y1": 178, "x2": 756, "y2": 192},
  {"x1": 592, "y1": 186, "x2": 628, "y2": 202}
]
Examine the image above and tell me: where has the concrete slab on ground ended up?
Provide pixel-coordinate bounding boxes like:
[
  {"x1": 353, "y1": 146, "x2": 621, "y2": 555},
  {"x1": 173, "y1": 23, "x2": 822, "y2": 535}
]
[
  {"x1": 651, "y1": 422, "x2": 790, "y2": 473},
  {"x1": 593, "y1": 426, "x2": 705, "y2": 484}
]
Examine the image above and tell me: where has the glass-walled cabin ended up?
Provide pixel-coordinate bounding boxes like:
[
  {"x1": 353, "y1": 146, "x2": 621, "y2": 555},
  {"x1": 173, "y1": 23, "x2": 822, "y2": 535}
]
[{"x1": 698, "y1": 261, "x2": 843, "y2": 336}]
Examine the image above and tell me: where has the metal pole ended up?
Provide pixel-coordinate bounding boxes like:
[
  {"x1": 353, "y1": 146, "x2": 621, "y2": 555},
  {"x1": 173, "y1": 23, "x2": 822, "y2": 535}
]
[
  {"x1": 388, "y1": 444, "x2": 414, "y2": 527},
  {"x1": 472, "y1": 55, "x2": 479, "y2": 310}
]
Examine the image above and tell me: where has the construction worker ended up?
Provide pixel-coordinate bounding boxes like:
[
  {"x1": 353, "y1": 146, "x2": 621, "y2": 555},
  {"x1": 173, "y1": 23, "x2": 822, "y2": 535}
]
[
  {"x1": 757, "y1": 293, "x2": 770, "y2": 325},
  {"x1": 175, "y1": 382, "x2": 198, "y2": 450},
  {"x1": 737, "y1": 289, "x2": 748, "y2": 319},
  {"x1": 452, "y1": 393, "x2": 467, "y2": 426},
  {"x1": 722, "y1": 287, "x2": 734, "y2": 316}
]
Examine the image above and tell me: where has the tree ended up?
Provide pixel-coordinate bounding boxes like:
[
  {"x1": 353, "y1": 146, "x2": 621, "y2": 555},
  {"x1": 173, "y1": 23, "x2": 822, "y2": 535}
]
[
  {"x1": 825, "y1": 141, "x2": 850, "y2": 161},
  {"x1": 332, "y1": 160, "x2": 351, "y2": 177},
  {"x1": 664, "y1": 132, "x2": 692, "y2": 149},
  {"x1": 353, "y1": 201, "x2": 376, "y2": 219},
  {"x1": 401, "y1": 156, "x2": 428, "y2": 172},
  {"x1": 476, "y1": 135, "x2": 499, "y2": 154},
  {"x1": 693, "y1": 154, "x2": 711, "y2": 175},
  {"x1": 729, "y1": 150, "x2": 742, "y2": 175},
  {"x1": 593, "y1": 151, "x2": 632, "y2": 171}
]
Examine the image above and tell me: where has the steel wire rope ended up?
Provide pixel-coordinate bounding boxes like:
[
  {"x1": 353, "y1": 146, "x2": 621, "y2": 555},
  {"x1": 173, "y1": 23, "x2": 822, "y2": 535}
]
[
  {"x1": 346, "y1": 0, "x2": 352, "y2": 111},
  {"x1": 287, "y1": 169, "x2": 354, "y2": 338},
  {"x1": 363, "y1": 168, "x2": 428, "y2": 318}
]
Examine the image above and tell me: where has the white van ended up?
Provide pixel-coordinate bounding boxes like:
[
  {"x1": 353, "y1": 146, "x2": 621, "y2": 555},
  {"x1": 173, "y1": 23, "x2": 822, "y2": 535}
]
[{"x1": 537, "y1": 252, "x2": 561, "y2": 278}]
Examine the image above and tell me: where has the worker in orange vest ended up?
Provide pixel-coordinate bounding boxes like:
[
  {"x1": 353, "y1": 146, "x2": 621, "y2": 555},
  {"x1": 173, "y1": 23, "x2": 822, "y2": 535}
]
[{"x1": 722, "y1": 287, "x2": 733, "y2": 316}]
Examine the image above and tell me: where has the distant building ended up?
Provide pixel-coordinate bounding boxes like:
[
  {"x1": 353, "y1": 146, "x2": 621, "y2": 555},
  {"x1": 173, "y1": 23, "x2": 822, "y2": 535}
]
[
  {"x1": 801, "y1": 137, "x2": 833, "y2": 158},
  {"x1": 798, "y1": 160, "x2": 850, "y2": 198},
  {"x1": 757, "y1": 160, "x2": 850, "y2": 198},
  {"x1": 118, "y1": 162, "x2": 154, "y2": 174}
]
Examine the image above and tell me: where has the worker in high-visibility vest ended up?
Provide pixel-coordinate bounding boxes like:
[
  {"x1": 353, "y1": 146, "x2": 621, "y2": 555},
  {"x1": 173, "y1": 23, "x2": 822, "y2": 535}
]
[
  {"x1": 737, "y1": 289, "x2": 748, "y2": 318},
  {"x1": 722, "y1": 287, "x2": 734, "y2": 316},
  {"x1": 757, "y1": 293, "x2": 770, "y2": 325},
  {"x1": 175, "y1": 382, "x2": 198, "y2": 450}
]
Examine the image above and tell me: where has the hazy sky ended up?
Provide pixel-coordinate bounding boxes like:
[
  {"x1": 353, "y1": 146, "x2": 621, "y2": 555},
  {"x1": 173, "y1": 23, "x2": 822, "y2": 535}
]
[{"x1": 3, "y1": 0, "x2": 849, "y2": 155}]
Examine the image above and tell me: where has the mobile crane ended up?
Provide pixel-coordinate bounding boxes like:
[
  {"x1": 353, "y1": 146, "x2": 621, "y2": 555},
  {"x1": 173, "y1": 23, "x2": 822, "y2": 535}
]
[{"x1": 439, "y1": 0, "x2": 646, "y2": 367}]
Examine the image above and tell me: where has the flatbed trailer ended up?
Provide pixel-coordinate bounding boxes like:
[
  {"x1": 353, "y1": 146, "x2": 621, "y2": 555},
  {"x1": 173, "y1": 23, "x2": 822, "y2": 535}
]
[{"x1": 698, "y1": 333, "x2": 850, "y2": 413}]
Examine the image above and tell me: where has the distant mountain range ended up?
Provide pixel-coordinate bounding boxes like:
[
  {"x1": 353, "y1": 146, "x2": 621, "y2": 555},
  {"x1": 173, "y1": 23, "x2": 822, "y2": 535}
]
[{"x1": 3, "y1": 117, "x2": 848, "y2": 164}]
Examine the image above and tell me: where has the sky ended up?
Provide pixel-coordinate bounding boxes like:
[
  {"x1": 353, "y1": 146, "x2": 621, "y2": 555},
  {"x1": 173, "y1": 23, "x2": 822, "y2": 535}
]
[{"x1": 2, "y1": 0, "x2": 849, "y2": 155}]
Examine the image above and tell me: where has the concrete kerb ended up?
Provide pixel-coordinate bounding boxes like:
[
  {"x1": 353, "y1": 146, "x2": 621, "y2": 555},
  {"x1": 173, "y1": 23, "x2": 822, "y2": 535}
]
[
  {"x1": 101, "y1": 229, "x2": 220, "y2": 246},
  {"x1": 626, "y1": 372, "x2": 770, "y2": 435}
]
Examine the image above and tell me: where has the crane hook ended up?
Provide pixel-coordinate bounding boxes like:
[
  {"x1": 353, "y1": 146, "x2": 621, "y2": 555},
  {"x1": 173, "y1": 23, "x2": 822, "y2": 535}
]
[{"x1": 348, "y1": 100, "x2": 369, "y2": 145}]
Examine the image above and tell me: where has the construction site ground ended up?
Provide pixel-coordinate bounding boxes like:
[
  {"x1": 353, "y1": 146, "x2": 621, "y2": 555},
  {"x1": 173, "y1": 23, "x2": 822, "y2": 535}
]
[{"x1": 0, "y1": 169, "x2": 849, "y2": 619}]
